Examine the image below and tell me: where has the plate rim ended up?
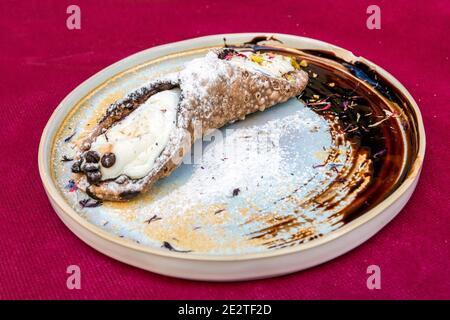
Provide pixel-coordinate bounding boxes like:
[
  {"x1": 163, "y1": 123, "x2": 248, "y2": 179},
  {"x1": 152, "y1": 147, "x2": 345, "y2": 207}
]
[{"x1": 38, "y1": 32, "x2": 426, "y2": 262}]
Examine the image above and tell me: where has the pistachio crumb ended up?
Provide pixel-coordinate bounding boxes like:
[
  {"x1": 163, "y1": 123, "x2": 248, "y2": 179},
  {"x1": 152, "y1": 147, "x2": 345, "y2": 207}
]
[{"x1": 300, "y1": 60, "x2": 308, "y2": 67}]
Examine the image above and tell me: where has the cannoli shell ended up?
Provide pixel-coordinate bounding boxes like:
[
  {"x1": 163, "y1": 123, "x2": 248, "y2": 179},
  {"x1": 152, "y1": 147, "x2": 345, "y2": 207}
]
[{"x1": 78, "y1": 51, "x2": 309, "y2": 201}]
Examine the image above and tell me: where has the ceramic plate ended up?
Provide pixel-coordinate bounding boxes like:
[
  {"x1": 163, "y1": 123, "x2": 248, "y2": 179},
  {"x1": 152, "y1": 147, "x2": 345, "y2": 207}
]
[{"x1": 39, "y1": 33, "x2": 425, "y2": 281}]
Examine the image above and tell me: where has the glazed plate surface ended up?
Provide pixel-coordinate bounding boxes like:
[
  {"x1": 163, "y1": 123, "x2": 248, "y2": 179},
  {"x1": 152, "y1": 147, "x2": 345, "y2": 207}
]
[{"x1": 39, "y1": 33, "x2": 425, "y2": 280}]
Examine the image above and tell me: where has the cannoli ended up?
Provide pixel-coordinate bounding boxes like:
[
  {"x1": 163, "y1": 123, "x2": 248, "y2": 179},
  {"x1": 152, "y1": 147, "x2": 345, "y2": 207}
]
[{"x1": 72, "y1": 48, "x2": 309, "y2": 201}]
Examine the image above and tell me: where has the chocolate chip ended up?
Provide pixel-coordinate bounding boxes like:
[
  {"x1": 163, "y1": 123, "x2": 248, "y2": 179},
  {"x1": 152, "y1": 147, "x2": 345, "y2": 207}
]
[
  {"x1": 82, "y1": 162, "x2": 100, "y2": 172},
  {"x1": 79, "y1": 198, "x2": 102, "y2": 208},
  {"x1": 86, "y1": 171, "x2": 102, "y2": 184},
  {"x1": 61, "y1": 155, "x2": 73, "y2": 162},
  {"x1": 101, "y1": 152, "x2": 116, "y2": 168},
  {"x1": 71, "y1": 161, "x2": 82, "y2": 173},
  {"x1": 84, "y1": 150, "x2": 100, "y2": 163}
]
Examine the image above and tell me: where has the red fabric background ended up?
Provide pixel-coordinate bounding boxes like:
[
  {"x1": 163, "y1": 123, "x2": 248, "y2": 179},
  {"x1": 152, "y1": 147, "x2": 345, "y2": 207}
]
[{"x1": 0, "y1": 0, "x2": 449, "y2": 300}]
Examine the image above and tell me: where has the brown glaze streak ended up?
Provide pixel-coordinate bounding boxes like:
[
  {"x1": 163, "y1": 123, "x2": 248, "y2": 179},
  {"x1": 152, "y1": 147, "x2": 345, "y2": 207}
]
[
  {"x1": 236, "y1": 44, "x2": 411, "y2": 249},
  {"x1": 246, "y1": 115, "x2": 372, "y2": 248}
]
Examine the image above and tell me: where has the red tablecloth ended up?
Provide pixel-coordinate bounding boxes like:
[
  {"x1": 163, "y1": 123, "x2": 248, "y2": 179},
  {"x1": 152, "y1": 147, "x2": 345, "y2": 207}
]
[{"x1": 1, "y1": 0, "x2": 449, "y2": 300}]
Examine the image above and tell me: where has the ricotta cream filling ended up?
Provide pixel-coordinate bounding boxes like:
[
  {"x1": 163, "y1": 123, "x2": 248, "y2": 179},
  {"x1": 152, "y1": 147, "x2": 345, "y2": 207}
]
[
  {"x1": 91, "y1": 88, "x2": 180, "y2": 180},
  {"x1": 228, "y1": 52, "x2": 295, "y2": 77}
]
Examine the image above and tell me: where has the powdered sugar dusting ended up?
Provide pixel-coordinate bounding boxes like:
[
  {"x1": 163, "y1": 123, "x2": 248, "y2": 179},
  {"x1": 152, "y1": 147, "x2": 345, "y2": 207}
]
[
  {"x1": 180, "y1": 52, "x2": 229, "y2": 100},
  {"x1": 51, "y1": 48, "x2": 370, "y2": 255}
]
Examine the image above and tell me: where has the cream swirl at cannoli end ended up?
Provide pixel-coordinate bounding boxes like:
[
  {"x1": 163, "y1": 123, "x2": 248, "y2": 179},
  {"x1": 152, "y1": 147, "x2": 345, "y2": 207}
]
[
  {"x1": 90, "y1": 88, "x2": 180, "y2": 180},
  {"x1": 226, "y1": 51, "x2": 296, "y2": 78}
]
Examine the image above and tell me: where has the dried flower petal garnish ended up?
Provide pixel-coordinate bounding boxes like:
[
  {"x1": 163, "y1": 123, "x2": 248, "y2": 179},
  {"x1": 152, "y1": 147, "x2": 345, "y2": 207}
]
[
  {"x1": 61, "y1": 155, "x2": 73, "y2": 162},
  {"x1": 316, "y1": 103, "x2": 332, "y2": 111},
  {"x1": 373, "y1": 149, "x2": 387, "y2": 159},
  {"x1": 144, "y1": 214, "x2": 162, "y2": 224},
  {"x1": 342, "y1": 100, "x2": 349, "y2": 111},
  {"x1": 161, "y1": 241, "x2": 192, "y2": 253},
  {"x1": 79, "y1": 198, "x2": 102, "y2": 208},
  {"x1": 369, "y1": 116, "x2": 391, "y2": 128},
  {"x1": 65, "y1": 179, "x2": 77, "y2": 192},
  {"x1": 64, "y1": 131, "x2": 76, "y2": 143},
  {"x1": 214, "y1": 208, "x2": 226, "y2": 215},
  {"x1": 306, "y1": 98, "x2": 332, "y2": 111}
]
